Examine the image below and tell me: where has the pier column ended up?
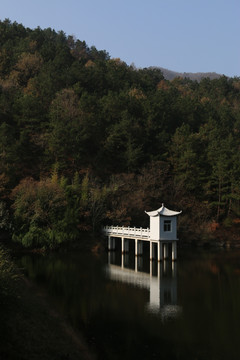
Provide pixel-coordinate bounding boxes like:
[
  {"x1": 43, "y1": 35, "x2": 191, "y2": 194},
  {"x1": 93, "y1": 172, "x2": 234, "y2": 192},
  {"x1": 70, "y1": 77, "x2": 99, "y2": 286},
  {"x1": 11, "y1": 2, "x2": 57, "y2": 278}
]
[
  {"x1": 135, "y1": 239, "x2": 143, "y2": 256},
  {"x1": 108, "y1": 236, "x2": 116, "y2": 251},
  {"x1": 163, "y1": 259, "x2": 167, "y2": 274},
  {"x1": 121, "y1": 253, "x2": 124, "y2": 268},
  {"x1": 157, "y1": 261, "x2": 161, "y2": 278},
  {"x1": 150, "y1": 241, "x2": 153, "y2": 260},
  {"x1": 172, "y1": 241, "x2": 177, "y2": 261},
  {"x1": 121, "y1": 237, "x2": 124, "y2": 253},
  {"x1": 163, "y1": 243, "x2": 169, "y2": 259},
  {"x1": 121, "y1": 238, "x2": 129, "y2": 253},
  {"x1": 158, "y1": 242, "x2": 163, "y2": 262}
]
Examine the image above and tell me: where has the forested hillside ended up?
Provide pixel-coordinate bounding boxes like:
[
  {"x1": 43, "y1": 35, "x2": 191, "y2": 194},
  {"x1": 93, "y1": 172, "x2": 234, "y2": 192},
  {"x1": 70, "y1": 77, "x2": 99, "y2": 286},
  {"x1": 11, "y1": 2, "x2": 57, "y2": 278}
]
[{"x1": 0, "y1": 19, "x2": 240, "y2": 248}]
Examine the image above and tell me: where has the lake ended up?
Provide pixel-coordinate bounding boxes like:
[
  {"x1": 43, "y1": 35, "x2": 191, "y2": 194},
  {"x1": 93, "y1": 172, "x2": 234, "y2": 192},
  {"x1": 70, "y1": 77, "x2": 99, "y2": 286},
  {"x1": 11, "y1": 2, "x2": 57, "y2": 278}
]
[{"x1": 17, "y1": 244, "x2": 240, "y2": 360}]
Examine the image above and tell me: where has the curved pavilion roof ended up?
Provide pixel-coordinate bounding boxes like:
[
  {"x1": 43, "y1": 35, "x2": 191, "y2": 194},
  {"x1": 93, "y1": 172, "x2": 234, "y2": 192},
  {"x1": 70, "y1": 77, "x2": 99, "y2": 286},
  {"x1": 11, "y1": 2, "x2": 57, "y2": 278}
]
[{"x1": 145, "y1": 204, "x2": 182, "y2": 217}]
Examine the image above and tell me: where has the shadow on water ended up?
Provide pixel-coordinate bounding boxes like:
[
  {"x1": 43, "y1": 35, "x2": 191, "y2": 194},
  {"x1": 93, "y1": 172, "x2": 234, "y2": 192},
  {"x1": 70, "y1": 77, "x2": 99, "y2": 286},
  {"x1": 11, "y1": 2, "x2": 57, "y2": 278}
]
[{"x1": 17, "y1": 246, "x2": 240, "y2": 360}]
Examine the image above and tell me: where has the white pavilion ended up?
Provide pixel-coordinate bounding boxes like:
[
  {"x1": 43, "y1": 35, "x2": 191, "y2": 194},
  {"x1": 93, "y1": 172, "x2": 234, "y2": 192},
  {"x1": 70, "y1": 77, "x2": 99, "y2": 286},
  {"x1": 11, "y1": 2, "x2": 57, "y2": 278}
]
[{"x1": 103, "y1": 204, "x2": 182, "y2": 261}]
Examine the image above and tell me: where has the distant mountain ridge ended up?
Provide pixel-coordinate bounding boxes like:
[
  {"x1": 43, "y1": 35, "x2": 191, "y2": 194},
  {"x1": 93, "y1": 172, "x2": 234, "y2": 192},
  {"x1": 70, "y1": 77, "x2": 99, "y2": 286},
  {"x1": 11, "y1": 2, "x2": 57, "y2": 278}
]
[{"x1": 151, "y1": 67, "x2": 222, "y2": 81}]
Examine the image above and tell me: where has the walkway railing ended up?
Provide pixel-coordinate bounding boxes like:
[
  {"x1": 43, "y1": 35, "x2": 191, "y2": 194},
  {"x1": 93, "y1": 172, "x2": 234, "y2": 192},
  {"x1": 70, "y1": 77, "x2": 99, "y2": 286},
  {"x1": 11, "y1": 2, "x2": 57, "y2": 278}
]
[{"x1": 103, "y1": 225, "x2": 150, "y2": 239}]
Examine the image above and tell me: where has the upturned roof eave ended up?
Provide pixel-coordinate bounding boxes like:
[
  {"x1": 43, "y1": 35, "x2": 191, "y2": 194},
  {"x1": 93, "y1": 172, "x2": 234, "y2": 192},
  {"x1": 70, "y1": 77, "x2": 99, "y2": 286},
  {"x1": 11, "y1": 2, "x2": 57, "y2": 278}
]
[{"x1": 145, "y1": 204, "x2": 182, "y2": 217}]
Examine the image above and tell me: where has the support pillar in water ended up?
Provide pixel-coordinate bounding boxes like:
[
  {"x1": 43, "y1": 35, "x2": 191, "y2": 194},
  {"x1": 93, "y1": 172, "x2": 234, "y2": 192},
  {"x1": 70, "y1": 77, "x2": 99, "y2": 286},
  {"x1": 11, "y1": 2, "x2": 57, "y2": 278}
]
[
  {"x1": 172, "y1": 241, "x2": 177, "y2": 261},
  {"x1": 163, "y1": 243, "x2": 169, "y2": 259},
  {"x1": 135, "y1": 239, "x2": 140, "y2": 256},
  {"x1": 135, "y1": 240, "x2": 143, "y2": 256},
  {"x1": 121, "y1": 238, "x2": 129, "y2": 254},
  {"x1": 158, "y1": 242, "x2": 163, "y2": 262},
  {"x1": 150, "y1": 241, "x2": 153, "y2": 260},
  {"x1": 121, "y1": 237, "x2": 124, "y2": 253}
]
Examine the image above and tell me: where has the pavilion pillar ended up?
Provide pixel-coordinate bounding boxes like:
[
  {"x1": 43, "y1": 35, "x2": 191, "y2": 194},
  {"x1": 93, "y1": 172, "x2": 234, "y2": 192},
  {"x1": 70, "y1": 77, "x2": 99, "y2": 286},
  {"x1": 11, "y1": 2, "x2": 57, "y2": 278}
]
[
  {"x1": 108, "y1": 236, "x2": 111, "y2": 251},
  {"x1": 163, "y1": 259, "x2": 167, "y2": 274},
  {"x1": 108, "y1": 236, "x2": 116, "y2": 251},
  {"x1": 121, "y1": 237, "x2": 124, "y2": 253},
  {"x1": 135, "y1": 239, "x2": 143, "y2": 256},
  {"x1": 157, "y1": 261, "x2": 161, "y2": 278},
  {"x1": 158, "y1": 242, "x2": 163, "y2": 262},
  {"x1": 121, "y1": 238, "x2": 129, "y2": 253},
  {"x1": 172, "y1": 241, "x2": 177, "y2": 261},
  {"x1": 163, "y1": 243, "x2": 169, "y2": 259}
]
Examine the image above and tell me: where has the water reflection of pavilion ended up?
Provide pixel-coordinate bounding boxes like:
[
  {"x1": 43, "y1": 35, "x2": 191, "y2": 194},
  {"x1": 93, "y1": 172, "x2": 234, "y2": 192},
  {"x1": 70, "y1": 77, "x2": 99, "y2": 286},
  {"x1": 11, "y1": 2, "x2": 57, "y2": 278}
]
[{"x1": 106, "y1": 252, "x2": 182, "y2": 319}]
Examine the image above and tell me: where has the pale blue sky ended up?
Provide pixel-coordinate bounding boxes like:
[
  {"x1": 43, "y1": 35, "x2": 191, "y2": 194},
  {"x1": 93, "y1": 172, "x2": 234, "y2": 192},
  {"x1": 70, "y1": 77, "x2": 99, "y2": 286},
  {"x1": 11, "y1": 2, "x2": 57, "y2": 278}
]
[{"x1": 0, "y1": 0, "x2": 239, "y2": 77}]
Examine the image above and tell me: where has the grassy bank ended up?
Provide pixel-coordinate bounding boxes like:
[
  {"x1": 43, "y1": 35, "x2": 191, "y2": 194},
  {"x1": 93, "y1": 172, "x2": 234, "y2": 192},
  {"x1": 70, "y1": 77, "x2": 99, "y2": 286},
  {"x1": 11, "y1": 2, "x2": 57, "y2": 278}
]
[{"x1": 0, "y1": 245, "x2": 95, "y2": 360}]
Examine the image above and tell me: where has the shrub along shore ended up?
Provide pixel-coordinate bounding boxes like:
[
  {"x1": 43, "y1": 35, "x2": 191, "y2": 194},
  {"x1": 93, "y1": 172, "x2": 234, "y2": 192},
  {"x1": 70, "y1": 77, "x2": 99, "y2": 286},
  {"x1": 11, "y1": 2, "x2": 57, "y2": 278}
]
[{"x1": 0, "y1": 245, "x2": 96, "y2": 360}]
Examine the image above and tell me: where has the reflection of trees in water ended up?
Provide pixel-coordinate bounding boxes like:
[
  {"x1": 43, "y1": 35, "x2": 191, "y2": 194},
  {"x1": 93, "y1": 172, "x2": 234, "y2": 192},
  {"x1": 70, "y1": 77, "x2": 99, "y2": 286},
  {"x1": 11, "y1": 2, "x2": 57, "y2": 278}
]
[{"x1": 19, "y1": 253, "x2": 107, "y2": 325}]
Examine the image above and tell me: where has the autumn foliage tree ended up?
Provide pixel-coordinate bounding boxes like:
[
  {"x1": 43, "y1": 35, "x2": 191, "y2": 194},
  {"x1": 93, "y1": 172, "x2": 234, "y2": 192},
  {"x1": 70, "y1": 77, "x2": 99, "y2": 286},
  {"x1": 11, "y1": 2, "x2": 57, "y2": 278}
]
[
  {"x1": 0, "y1": 19, "x2": 240, "y2": 246},
  {"x1": 11, "y1": 177, "x2": 67, "y2": 248}
]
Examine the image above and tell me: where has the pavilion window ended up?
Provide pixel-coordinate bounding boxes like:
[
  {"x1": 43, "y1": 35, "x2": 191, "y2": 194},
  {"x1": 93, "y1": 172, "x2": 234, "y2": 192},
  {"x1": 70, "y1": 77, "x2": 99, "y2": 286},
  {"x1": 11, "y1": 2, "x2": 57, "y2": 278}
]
[{"x1": 164, "y1": 220, "x2": 171, "y2": 232}]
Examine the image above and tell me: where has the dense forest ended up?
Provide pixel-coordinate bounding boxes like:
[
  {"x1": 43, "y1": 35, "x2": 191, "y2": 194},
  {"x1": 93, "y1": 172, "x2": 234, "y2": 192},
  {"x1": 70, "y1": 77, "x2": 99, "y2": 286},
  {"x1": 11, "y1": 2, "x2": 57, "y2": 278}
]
[{"x1": 0, "y1": 19, "x2": 240, "y2": 248}]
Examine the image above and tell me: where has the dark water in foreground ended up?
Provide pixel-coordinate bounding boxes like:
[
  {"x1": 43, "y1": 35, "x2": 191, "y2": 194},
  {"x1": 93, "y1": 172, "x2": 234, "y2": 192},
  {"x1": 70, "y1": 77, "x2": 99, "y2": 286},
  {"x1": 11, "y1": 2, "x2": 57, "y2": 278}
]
[{"x1": 18, "y1": 246, "x2": 240, "y2": 360}]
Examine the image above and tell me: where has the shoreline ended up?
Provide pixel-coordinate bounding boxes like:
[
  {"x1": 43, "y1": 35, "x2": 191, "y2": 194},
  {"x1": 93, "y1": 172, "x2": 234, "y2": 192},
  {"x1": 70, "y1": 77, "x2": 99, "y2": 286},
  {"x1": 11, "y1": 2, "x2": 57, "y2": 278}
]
[{"x1": 0, "y1": 244, "x2": 96, "y2": 360}]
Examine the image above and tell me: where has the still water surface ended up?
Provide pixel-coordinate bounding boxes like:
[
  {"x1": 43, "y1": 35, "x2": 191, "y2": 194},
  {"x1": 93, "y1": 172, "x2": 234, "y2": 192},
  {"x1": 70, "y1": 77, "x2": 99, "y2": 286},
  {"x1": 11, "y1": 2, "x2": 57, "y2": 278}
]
[{"x1": 18, "y1": 247, "x2": 240, "y2": 360}]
